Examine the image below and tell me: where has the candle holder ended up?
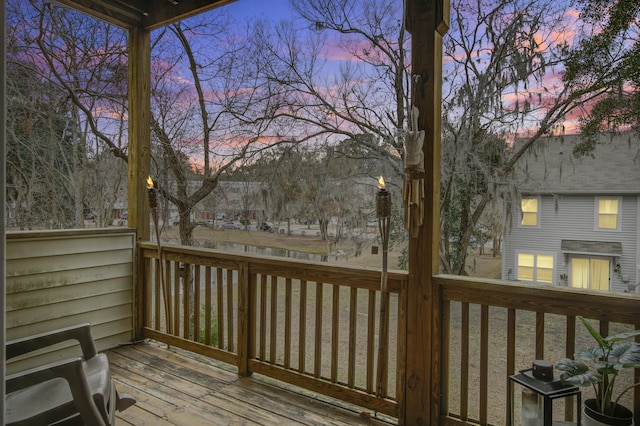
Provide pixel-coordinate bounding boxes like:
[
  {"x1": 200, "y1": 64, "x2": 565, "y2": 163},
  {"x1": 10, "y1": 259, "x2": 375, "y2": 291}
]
[
  {"x1": 508, "y1": 361, "x2": 581, "y2": 426},
  {"x1": 376, "y1": 176, "x2": 391, "y2": 398},
  {"x1": 147, "y1": 176, "x2": 172, "y2": 334}
]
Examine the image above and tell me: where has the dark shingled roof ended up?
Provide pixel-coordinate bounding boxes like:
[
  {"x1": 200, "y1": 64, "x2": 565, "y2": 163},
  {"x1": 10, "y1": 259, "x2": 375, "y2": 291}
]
[{"x1": 514, "y1": 133, "x2": 640, "y2": 194}]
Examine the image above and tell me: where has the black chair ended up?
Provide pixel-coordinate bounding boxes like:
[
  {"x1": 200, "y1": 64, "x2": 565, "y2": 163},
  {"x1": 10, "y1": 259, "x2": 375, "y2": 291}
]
[{"x1": 5, "y1": 323, "x2": 135, "y2": 425}]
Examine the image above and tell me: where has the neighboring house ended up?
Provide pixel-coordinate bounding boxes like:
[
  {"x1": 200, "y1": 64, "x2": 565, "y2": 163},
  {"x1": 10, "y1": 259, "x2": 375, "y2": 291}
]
[{"x1": 502, "y1": 133, "x2": 640, "y2": 293}]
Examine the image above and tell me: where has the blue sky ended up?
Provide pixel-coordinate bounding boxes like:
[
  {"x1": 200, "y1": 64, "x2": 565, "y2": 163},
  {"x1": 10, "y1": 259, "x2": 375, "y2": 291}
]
[{"x1": 223, "y1": 0, "x2": 293, "y2": 20}]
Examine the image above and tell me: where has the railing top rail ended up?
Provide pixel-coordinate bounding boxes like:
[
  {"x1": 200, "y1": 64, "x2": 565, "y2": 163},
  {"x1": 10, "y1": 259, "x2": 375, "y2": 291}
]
[
  {"x1": 138, "y1": 241, "x2": 408, "y2": 292},
  {"x1": 434, "y1": 274, "x2": 640, "y2": 324}
]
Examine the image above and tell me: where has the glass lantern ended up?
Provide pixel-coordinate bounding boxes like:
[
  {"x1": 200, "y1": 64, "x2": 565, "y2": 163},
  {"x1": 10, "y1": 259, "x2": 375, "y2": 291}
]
[{"x1": 508, "y1": 361, "x2": 581, "y2": 426}]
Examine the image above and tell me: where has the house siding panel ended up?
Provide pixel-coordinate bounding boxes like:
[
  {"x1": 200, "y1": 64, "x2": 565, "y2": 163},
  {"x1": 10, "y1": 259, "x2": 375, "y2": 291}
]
[
  {"x1": 503, "y1": 195, "x2": 638, "y2": 292},
  {"x1": 6, "y1": 229, "x2": 135, "y2": 372}
]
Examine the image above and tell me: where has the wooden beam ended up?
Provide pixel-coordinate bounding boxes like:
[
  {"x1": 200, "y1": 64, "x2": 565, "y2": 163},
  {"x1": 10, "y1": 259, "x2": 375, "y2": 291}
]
[
  {"x1": 402, "y1": 0, "x2": 448, "y2": 425},
  {"x1": 143, "y1": 0, "x2": 238, "y2": 30},
  {"x1": 127, "y1": 26, "x2": 151, "y2": 241},
  {"x1": 54, "y1": 0, "x2": 145, "y2": 29},
  {"x1": 54, "y1": 0, "x2": 238, "y2": 30}
]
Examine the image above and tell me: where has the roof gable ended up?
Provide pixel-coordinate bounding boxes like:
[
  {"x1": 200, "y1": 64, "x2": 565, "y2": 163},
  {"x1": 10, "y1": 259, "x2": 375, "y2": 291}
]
[{"x1": 515, "y1": 133, "x2": 640, "y2": 194}]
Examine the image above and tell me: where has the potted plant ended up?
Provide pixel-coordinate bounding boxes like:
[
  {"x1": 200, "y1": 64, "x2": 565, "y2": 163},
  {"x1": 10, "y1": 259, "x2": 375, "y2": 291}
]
[{"x1": 556, "y1": 316, "x2": 640, "y2": 426}]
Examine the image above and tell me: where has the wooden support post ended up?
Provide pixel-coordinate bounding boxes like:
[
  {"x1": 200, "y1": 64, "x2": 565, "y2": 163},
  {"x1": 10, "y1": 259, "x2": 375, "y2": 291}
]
[
  {"x1": 402, "y1": 0, "x2": 448, "y2": 425},
  {"x1": 127, "y1": 26, "x2": 151, "y2": 242}
]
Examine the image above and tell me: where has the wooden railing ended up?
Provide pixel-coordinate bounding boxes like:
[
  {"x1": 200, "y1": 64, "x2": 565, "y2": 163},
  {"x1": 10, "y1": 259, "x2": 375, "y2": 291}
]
[
  {"x1": 137, "y1": 242, "x2": 640, "y2": 424},
  {"x1": 137, "y1": 242, "x2": 408, "y2": 418},
  {"x1": 434, "y1": 275, "x2": 640, "y2": 426}
]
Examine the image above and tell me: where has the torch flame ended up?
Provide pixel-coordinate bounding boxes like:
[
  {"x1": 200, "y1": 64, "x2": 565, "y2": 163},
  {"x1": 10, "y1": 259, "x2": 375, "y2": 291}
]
[
  {"x1": 378, "y1": 176, "x2": 385, "y2": 190},
  {"x1": 146, "y1": 176, "x2": 154, "y2": 189}
]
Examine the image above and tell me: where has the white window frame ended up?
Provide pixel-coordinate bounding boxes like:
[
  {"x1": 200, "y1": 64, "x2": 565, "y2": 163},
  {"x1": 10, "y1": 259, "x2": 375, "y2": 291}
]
[
  {"x1": 595, "y1": 196, "x2": 622, "y2": 231},
  {"x1": 516, "y1": 251, "x2": 555, "y2": 284},
  {"x1": 519, "y1": 196, "x2": 541, "y2": 228}
]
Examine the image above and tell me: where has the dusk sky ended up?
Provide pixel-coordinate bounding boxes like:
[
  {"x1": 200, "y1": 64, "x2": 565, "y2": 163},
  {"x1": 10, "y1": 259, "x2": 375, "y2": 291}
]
[{"x1": 224, "y1": 0, "x2": 293, "y2": 20}]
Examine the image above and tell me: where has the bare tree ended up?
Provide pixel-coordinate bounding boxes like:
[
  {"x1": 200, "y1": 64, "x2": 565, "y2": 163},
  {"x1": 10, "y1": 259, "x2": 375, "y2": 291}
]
[
  {"x1": 440, "y1": 0, "x2": 611, "y2": 274},
  {"x1": 7, "y1": 0, "x2": 129, "y2": 230},
  {"x1": 149, "y1": 14, "x2": 298, "y2": 245},
  {"x1": 247, "y1": 0, "x2": 409, "y2": 180}
]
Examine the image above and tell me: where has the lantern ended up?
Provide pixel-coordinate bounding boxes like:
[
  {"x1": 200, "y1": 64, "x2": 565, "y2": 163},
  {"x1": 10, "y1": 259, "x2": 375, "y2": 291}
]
[{"x1": 508, "y1": 360, "x2": 581, "y2": 426}]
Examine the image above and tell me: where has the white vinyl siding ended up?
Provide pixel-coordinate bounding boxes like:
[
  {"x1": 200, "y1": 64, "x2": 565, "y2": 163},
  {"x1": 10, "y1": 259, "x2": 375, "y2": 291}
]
[{"x1": 6, "y1": 229, "x2": 135, "y2": 373}]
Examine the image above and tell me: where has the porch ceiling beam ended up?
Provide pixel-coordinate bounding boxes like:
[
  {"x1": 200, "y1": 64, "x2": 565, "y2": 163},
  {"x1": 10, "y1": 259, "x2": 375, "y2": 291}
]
[{"x1": 54, "y1": 0, "x2": 237, "y2": 29}]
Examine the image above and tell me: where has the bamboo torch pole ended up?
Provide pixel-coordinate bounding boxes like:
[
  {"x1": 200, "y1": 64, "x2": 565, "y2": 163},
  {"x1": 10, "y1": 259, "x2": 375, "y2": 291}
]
[
  {"x1": 376, "y1": 176, "x2": 391, "y2": 398},
  {"x1": 147, "y1": 177, "x2": 172, "y2": 334}
]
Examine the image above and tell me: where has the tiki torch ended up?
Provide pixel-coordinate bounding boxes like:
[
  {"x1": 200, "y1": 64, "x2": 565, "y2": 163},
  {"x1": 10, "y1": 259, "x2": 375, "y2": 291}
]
[
  {"x1": 147, "y1": 176, "x2": 172, "y2": 334},
  {"x1": 376, "y1": 176, "x2": 391, "y2": 398}
]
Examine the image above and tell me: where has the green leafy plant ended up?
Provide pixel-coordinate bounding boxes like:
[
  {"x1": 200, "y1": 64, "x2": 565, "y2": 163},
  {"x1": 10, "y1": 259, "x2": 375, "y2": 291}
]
[{"x1": 556, "y1": 316, "x2": 640, "y2": 416}]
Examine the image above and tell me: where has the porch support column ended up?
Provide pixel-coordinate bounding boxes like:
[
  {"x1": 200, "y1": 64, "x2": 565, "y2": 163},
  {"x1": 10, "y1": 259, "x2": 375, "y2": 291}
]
[
  {"x1": 403, "y1": 1, "x2": 448, "y2": 425},
  {"x1": 127, "y1": 26, "x2": 151, "y2": 241}
]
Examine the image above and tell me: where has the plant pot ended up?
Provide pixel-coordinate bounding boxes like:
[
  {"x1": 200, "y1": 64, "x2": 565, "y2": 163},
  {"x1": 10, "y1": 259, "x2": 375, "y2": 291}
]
[{"x1": 583, "y1": 398, "x2": 634, "y2": 426}]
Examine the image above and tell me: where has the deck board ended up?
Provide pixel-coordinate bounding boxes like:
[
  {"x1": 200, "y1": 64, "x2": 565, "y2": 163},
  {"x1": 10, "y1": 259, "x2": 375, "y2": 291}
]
[{"x1": 108, "y1": 342, "x2": 394, "y2": 426}]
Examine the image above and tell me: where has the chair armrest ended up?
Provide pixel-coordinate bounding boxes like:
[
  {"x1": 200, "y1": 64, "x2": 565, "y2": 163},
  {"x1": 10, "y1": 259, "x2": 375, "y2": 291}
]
[
  {"x1": 6, "y1": 323, "x2": 97, "y2": 361},
  {"x1": 6, "y1": 357, "x2": 106, "y2": 425}
]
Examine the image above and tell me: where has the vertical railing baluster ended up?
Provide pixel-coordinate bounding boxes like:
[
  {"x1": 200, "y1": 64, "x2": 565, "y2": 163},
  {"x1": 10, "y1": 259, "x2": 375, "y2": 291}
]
[
  {"x1": 314, "y1": 282, "x2": 323, "y2": 378},
  {"x1": 331, "y1": 284, "x2": 340, "y2": 383},
  {"x1": 366, "y1": 289, "x2": 376, "y2": 393},
  {"x1": 194, "y1": 265, "x2": 201, "y2": 342},
  {"x1": 479, "y1": 305, "x2": 489, "y2": 424},
  {"x1": 284, "y1": 278, "x2": 292, "y2": 369},
  {"x1": 164, "y1": 260, "x2": 172, "y2": 335},
  {"x1": 226, "y1": 269, "x2": 233, "y2": 352},
  {"x1": 600, "y1": 319, "x2": 610, "y2": 338},
  {"x1": 154, "y1": 258, "x2": 161, "y2": 330},
  {"x1": 441, "y1": 300, "x2": 451, "y2": 416},
  {"x1": 379, "y1": 291, "x2": 390, "y2": 397},
  {"x1": 237, "y1": 261, "x2": 251, "y2": 377},
  {"x1": 460, "y1": 302, "x2": 469, "y2": 420},
  {"x1": 348, "y1": 287, "x2": 357, "y2": 388},
  {"x1": 299, "y1": 280, "x2": 307, "y2": 374},
  {"x1": 183, "y1": 263, "x2": 191, "y2": 339},
  {"x1": 535, "y1": 312, "x2": 545, "y2": 359},
  {"x1": 173, "y1": 260, "x2": 180, "y2": 336},
  {"x1": 506, "y1": 308, "x2": 516, "y2": 425},
  {"x1": 565, "y1": 315, "x2": 577, "y2": 422},
  {"x1": 143, "y1": 255, "x2": 152, "y2": 330},
  {"x1": 205, "y1": 267, "x2": 212, "y2": 345},
  {"x1": 259, "y1": 274, "x2": 267, "y2": 361},
  {"x1": 270, "y1": 275, "x2": 278, "y2": 364},
  {"x1": 215, "y1": 268, "x2": 223, "y2": 348}
]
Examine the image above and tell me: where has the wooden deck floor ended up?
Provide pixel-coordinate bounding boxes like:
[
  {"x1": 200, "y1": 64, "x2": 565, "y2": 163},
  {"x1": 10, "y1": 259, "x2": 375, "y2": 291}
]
[{"x1": 108, "y1": 342, "x2": 395, "y2": 426}]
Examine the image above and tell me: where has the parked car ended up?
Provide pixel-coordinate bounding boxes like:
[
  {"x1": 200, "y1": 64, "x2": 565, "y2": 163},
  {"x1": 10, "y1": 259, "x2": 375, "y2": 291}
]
[
  {"x1": 221, "y1": 221, "x2": 241, "y2": 230},
  {"x1": 260, "y1": 222, "x2": 275, "y2": 232}
]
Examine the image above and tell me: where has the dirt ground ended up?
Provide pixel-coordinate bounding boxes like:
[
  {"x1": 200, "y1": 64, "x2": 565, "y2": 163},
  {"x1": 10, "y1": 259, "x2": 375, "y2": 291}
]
[{"x1": 159, "y1": 223, "x2": 503, "y2": 279}]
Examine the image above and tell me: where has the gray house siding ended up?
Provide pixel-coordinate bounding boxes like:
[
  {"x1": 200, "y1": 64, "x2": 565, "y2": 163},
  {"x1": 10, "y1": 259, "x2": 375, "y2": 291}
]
[
  {"x1": 502, "y1": 133, "x2": 640, "y2": 293},
  {"x1": 503, "y1": 193, "x2": 639, "y2": 292},
  {"x1": 637, "y1": 197, "x2": 640, "y2": 291}
]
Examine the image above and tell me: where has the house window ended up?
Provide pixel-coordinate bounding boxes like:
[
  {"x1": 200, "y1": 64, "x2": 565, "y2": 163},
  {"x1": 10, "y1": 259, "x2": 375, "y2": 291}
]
[
  {"x1": 571, "y1": 257, "x2": 610, "y2": 291},
  {"x1": 596, "y1": 198, "x2": 620, "y2": 230},
  {"x1": 517, "y1": 253, "x2": 554, "y2": 283},
  {"x1": 520, "y1": 197, "x2": 539, "y2": 227}
]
